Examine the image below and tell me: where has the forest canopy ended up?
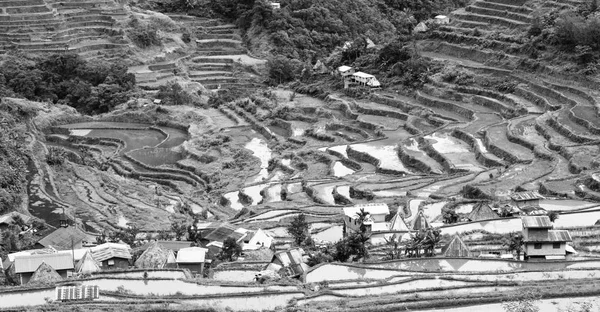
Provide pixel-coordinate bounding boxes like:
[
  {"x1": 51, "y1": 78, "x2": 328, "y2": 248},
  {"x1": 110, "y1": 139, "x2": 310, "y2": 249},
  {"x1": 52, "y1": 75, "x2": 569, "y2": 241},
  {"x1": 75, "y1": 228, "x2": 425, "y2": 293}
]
[{"x1": 0, "y1": 53, "x2": 136, "y2": 114}]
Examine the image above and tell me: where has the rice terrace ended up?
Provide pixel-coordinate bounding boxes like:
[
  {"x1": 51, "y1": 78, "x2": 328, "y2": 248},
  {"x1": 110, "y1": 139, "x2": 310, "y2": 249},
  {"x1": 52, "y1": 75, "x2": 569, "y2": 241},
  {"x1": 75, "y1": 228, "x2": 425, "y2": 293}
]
[{"x1": 3, "y1": 0, "x2": 600, "y2": 311}]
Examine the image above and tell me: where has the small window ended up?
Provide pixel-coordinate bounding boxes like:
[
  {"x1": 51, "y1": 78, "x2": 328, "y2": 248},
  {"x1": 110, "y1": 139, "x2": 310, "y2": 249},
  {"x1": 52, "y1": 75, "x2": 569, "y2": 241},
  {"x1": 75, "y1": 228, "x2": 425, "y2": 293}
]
[
  {"x1": 534, "y1": 243, "x2": 542, "y2": 249},
  {"x1": 108, "y1": 259, "x2": 115, "y2": 266},
  {"x1": 553, "y1": 243, "x2": 561, "y2": 249}
]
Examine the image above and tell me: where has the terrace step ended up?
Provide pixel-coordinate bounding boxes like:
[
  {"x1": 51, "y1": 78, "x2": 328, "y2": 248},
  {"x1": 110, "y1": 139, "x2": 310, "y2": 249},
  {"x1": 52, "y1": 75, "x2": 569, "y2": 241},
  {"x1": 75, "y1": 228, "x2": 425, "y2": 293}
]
[
  {"x1": 466, "y1": 4, "x2": 532, "y2": 23},
  {"x1": 5, "y1": 5, "x2": 50, "y2": 14},
  {"x1": 0, "y1": 12, "x2": 53, "y2": 20},
  {"x1": 451, "y1": 11, "x2": 529, "y2": 29},
  {"x1": 191, "y1": 57, "x2": 235, "y2": 64},
  {"x1": 474, "y1": 0, "x2": 533, "y2": 14},
  {"x1": 189, "y1": 71, "x2": 233, "y2": 78},
  {"x1": 0, "y1": 0, "x2": 44, "y2": 6},
  {"x1": 484, "y1": 123, "x2": 535, "y2": 164}
]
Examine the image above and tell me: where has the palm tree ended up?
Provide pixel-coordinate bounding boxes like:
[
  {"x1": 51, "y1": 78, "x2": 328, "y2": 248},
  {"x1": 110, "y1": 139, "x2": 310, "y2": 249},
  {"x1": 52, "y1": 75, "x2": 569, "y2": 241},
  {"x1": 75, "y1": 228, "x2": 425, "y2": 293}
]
[
  {"x1": 422, "y1": 228, "x2": 441, "y2": 257},
  {"x1": 503, "y1": 232, "x2": 524, "y2": 260},
  {"x1": 355, "y1": 208, "x2": 371, "y2": 234}
]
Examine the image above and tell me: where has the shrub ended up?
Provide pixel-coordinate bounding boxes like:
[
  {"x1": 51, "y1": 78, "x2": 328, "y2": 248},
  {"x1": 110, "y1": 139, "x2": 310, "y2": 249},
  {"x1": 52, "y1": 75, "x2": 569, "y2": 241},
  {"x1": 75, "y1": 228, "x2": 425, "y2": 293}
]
[{"x1": 128, "y1": 18, "x2": 161, "y2": 48}]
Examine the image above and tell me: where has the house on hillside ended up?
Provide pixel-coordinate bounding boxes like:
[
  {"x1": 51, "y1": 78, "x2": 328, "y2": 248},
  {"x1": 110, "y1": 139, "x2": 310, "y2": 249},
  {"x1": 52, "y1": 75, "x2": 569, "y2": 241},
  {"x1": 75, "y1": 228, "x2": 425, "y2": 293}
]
[
  {"x1": 270, "y1": 2, "x2": 280, "y2": 9},
  {"x1": 201, "y1": 223, "x2": 247, "y2": 248},
  {"x1": 176, "y1": 247, "x2": 208, "y2": 275},
  {"x1": 411, "y1": 210, "x2": 431, "y2": 231},
  {"x1": 511, "y1": 191, "x2": 544, "y2": 209},
  {"x1": 521, "y1": 216, "x2": 572, "y2": 261},
  {"x1": 434, "y1": 15, "x2": 450, "y2": 24},
  {"x1": 135, "y1": 240, "x2": 192, "y2": 254},
  {"x1": 90, "y1": 243, "x2": 131, "y2": 270},
  {"x1": 337, "y1": 65, "x2": 355, "y2": 78},
  {"x1": 12, "y1": 253, "x2": 74, "y2": 284},
  {"x1": 343, "y1": 203, "x2": 390, "y2": 236},
  {"x1": 265, "y1": 248, "x2": 308, "y2": 278},
  {"x1": 239, "y1": 228, "x2": 273, "y2": 251},
  {"x1": 442, "y1": 235, "x2": 471, "y2": 257},
  {"x1": 352, "y1": 72, "x2": 381, "y2": 88},
  {"x1": 467, "y1": 202, "x2": 499, "y2": 222},
  {"x1": 35, "y1": 226, "x2": 95, "y2": 250},
  {"x1": 0, "y1": 212, "x2": 31, "y2": 230}
]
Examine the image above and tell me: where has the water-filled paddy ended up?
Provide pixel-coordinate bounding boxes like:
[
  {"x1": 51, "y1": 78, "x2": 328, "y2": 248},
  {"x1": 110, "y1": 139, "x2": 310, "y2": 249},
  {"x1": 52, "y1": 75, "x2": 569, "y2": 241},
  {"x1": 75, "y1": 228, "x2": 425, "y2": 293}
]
[
  {"x1": 245, "y1": 138, "x2": 272, "y2": 183},
  {"x1": 332, "y1": 162, "x2": 355, "y2": 177},
  {"x1": 127, "y1": 148, "x2": 182, "y2": 166}
]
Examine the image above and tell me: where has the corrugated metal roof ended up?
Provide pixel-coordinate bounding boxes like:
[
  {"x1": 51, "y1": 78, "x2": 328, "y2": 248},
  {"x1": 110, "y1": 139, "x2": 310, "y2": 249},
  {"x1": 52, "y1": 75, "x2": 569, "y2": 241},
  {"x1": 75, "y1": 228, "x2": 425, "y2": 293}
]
[
  {"x1": 343, "y1": 203, "x2": 390, "y2": 219},
  {"x1": 353, "y1": 71, "x2": 375, "y2": 79},
  {"x1": 548, "y1": 230, "x2": 572, "y2": 242},
  {"x1": 14, "y1": 253, "x2": 74, "y2": 273},
  {"x1": 204, "y1": 224, "x2": 246, "y2": 243},
  {"x1": 135, "y1": 241, "x2": 192, "y2": 253},
  {"x1": 38, "y1": 227, "x2": 94, "y2": 250},
  {"x1": 90, "y1": 244, "x2": 132, "y2": 262},
  {"x1": 176, "y1": 247, "x2": 207, "y2": 263},
  {"x1": 511, "y1": 191, "x2": 545, "y2": 202},
  {"x1": 521, "y1": 216, "x2": 552, "y2": 228},
  {"x1": 338, "y1": 65, "x2": 352, "y2": 72}
]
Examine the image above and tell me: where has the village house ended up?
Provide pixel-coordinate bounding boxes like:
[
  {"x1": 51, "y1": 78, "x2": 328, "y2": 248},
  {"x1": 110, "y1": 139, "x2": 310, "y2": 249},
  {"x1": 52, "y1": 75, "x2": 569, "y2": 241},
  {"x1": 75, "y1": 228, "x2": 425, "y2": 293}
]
[
  {"x1": 90, "y1": 243, "x2": 132, "y2": 270},
  {"x1": 434, "y1": 15, "x2": 450, "y2": 24},
  {"x1": 343, "y1": 203, "x2": 390, "y2": 236},
  {"x1": 136, "y1": 240, "x2": 192, "y2": 254},
  {"x1": 35, "y1": 226, "x2": 95, "y2": 250},
  {"x1": 269, "y1": 2, "x2": 280, "y2": 9},
  {"x1": 12, "y1": 253, "x2": 74, "y2": 284},
  {"x1": 75, "y1": 251, "x2": 101, "y2": 274},
  {"x1": 511, "y1": 191, "x2": 545, "y2": 209},
  {"x1": 352, "y1": 72, "x2": 381, "y2": 88},
  {"x1": 336, "y1": 65, "x2": 355, "y2": 78},
  {"x1": 467, "y1": 202, "x2": 499, "y2": 222},
  {"x1": 135, "y1": 241, "x2": 177, "y2": 269},
  {"x1": 521, "y1": 216, "x2": 572, "y2": 261},
  {"x1": 265, "y1": 248, "x2": 308, "y2": 278},
  {"x1": 239, "y1": 228, "x2": 273, "y2": 251},
  {"x1": 442, "y1": 235, "x2": 471, "y2": 257},
  {"x1": 176, "y1": 247, "x2": 208, "y2": 275},
  {"x1": 411, "y1": 210, "x2": 431, "y2": 231}
]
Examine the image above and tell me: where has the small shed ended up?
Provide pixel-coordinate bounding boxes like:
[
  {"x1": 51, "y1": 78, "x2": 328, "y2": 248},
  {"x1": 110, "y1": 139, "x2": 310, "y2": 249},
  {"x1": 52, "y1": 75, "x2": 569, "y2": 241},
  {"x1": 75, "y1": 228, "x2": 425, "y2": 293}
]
[
  {"x1": 388, "y1": 212, "x2": 410, "y2": 232},
  {"x1": 240, "y1": 229, "x2": 273, "y2": 251},
  {"x1": 434, "y1": 15, "x2": 450, "y2": 25},
  {"x1": 176, "y1": 247, "x2": 208, "y2": 275},
  {"x1": 442, "y1": 235, "x2": 472, "y2": 257},
  {"x1": 511, "y1": 191, "x2": 545, "y2": 209},
  {"x1": 468, "y1": 202, "x2": 499, "y2": 222},
  {"x1": 13, "y1": 253, "x2": 74, "y2": 285}
]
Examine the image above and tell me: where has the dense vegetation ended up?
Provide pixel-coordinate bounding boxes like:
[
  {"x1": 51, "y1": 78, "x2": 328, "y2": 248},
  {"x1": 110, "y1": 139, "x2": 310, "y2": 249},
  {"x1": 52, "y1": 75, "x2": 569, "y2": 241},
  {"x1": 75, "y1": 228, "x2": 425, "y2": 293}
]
[{"x1": 0, "y1": 53, "x2": 135, "y2": 114}]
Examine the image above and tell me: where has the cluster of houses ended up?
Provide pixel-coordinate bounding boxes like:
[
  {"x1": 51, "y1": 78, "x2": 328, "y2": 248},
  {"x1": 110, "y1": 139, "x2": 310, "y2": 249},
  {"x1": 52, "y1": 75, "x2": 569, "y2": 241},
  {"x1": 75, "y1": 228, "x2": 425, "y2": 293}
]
[
  {"x1": 0, "y1": 217, "x2": 279, "y2": 285},
  {"x1": 342, "y1": 192, "x2": 574, "y2": 260}
]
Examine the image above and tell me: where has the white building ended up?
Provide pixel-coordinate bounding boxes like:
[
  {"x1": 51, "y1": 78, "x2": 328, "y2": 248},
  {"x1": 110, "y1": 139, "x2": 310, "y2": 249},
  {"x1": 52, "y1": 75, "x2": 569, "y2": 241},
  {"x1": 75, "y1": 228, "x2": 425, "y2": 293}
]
[
  {"x1": 434, "y1": 15, "x2": 450, "y2": 24},
  {"x1": 270, "y1": 2, "x2": 280, "y2": 9},
  {"x1": 343, "y1": 203, "x2": 390, "y2": 235},
  {"x1": 238, "y1": 228, "x2": 273, "y2": 250},
  {"x1": 337, "y1": 65, "x2": 355, "y2": 77},
  {"x1": 352, "y1": 72, "x2": 381, "y2": 88}
]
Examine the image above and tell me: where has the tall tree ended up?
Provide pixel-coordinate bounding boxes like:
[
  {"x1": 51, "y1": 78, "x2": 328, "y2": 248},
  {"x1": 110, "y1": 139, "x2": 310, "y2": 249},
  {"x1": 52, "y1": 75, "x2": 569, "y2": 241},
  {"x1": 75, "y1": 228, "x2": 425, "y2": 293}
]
[
  {"x1": 219, "y1": 237, "x2": 242, "y2": 261},
  {"x1": 503, "y1": 232, "x2": 525, "y2": 260},
  {"x1": 287, "y1": 213, "x2": 310, "y2": 246},
  {"x1": 171, "y1": 221, "x2": 187, "y2": 241}
]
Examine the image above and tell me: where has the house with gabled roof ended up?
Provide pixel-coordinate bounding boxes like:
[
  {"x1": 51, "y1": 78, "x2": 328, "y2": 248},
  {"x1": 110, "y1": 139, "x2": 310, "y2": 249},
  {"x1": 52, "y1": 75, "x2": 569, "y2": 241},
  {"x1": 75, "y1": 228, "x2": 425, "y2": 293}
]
[
  {"x1": 521, "y1": 216, "x2": 572, "y2": 261},
  {"x1": 134, "y1": 241, "x2": 177, "y2": 269},
  {"x1": 75, "y1": 251, "x2": 101, "y2": 274},
  {"x1": 90, "y1": 243, "x2": 131, "y2": 270},
  {"x1": 201, "y1": 223, "x2": 247, "y2": 248},
  {"x1": 442, "y1": 235, "x2": 471, "y2": 257},
  {"x1": 176, "y1": 247, "x2": 208, "y2": 275},
  {"x1": 12, "y1": 253, "x2": 74, "y2": 284},
  {"x1": 343, "y1": 203, "x2": 390, "y2": 236},
  {"x1": 36, "y1": 226, "x2": 95, "y2": 250},
  {"x1": 135, "y1": 240, "x2": 192, "y2": 254},
  {"x1": 239, "y1": 228, "x2": 273, "y2": 251},
  {"x1": 512, "y1": 191, "x2": 544, "y2": 209},
  {"x1": 265, "y1": 248, "x2": 308, "y2": 278},
  {"x1": 467, "y1": 202, "x2": 499, "y2": 222}
]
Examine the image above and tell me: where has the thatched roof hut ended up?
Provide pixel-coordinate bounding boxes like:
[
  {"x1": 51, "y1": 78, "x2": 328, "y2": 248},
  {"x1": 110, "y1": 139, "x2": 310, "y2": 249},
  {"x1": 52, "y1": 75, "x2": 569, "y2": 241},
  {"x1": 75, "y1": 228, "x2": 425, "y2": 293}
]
[
  {"x1": 442, "y1": 235, "x2": 472, "y2": 258},
  {"x1": 468, "y1": 202, "x2": 498, "y2": 222},
  {"x1": 411, "y1": 210, "x2": 431, "y2": 231},
  {"x1": 388, "y1": 212, "x2": 410, "y2": 231},
  {"x1": 134, "y1": 241, "x2": 177, "y2": 269},
  {"x1": 29, "y1": 262, "x2": 62, "y2": 285},
  {"x1": 75, "y1": 250, "x2": 101, "y2": 274}
]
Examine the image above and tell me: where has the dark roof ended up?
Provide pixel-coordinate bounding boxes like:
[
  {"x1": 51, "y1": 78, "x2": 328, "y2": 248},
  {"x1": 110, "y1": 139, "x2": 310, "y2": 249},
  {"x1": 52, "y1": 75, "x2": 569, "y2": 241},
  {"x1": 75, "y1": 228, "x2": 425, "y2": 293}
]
[
  {"x1": 91, "y1": 245, "x2": 132, "y2": 262},
  {"x1": 525, "y1": 230, "x2": 572, "y2": 243},
  {"x1": 511, "y1": 191, "x2": 544, "y2": 202},
  {"x1": 136, "y1": 241, "x2": 193, "y2": 253},
  {"x1": 522, "y1": 216, "x2": 552, "y2": 229},
  {"x1": 467, "y1": 202, "x2": 498, "y2": 221},
  {"x1": 204, "y1": 223, "x2": 245, "y2": 243},
  {"x1": 411, "y1": 210, "x2": 430, "y2": 231},
  {"x1": 442, "y1": 235, "x2": 471, "y2": 257},
  {"x1": 13, "y1": 253, "x2": 74, "y2": 274},
  {"x1": 37, "y1": 227, "x2": 93, "y2": 250}
]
